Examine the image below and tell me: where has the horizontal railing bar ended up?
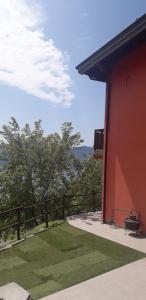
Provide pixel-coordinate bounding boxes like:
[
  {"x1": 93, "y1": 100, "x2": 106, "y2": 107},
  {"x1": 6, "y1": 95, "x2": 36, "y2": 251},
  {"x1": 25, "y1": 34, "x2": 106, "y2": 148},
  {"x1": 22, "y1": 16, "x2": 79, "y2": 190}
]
[
  {"x1": 0, "y1": 206, "x2": 22, "y2": 216},
  {"x1": 67, "y1": 203, "x2": 88, "y2": 208},
  {"x1": 0, "y1": 193, "x2": 98, "y2": 215},
  {"x1": 23, "y1": 197, "x2": 64, "y2": 210},
  {"x1": 68, "y1": 194, "x2": 96, "y2": 198},
  {"x1": 0, "y1": 202, "x2": 90, "y2": 232},
  {"x1": 23, "y1": 213, "x2": 46, "y2": 224},
  {"x1": 18, "y1": 204, "x2": 75, "y2": 225},
  {"x1": 0, "y1": 221, "x2": 21, "y2": 232},
  {"x1": 0, "y1": 198, "x2": 61, "y2": 215},
  {"x1": 23, "y1": 202, "x2": 46, "y2": 210},
  {"x1": 0, "y1": 192, "x2": 101, "y2": 239}
]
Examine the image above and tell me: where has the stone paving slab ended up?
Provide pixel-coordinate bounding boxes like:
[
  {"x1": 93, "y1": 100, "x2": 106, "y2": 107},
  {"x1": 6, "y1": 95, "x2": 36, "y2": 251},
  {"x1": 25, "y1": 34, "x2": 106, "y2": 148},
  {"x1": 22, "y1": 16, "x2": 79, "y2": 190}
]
[
  {"x1": 67, "y1": 212, "x2": 146, "y2": 253},
  {"x1": 40, "y1": 258, "x2": 146, "y2": 300},
  {"x1": 0, "y1": 282, "x2": 30, "y2": 300}
]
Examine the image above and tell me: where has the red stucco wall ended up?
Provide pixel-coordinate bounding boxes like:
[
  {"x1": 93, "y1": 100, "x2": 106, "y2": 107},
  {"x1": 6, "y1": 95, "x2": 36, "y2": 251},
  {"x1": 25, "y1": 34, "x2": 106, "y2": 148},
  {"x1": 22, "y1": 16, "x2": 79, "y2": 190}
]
[{"x1": 104, "y1": 42, "x2": 146, "y2": 232}]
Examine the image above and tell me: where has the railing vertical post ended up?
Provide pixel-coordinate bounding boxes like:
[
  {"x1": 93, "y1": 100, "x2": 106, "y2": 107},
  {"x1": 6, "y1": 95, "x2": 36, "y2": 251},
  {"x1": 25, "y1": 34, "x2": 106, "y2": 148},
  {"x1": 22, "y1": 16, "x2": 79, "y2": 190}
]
[
  {"x1": 44, "y1": 201, "x2": 48, "y2": 228},
  {"x1": 17, "y1": 207, "x2": 21, "y2": 241},
  {"x1": 92, "y1": 191, "x2": 96, "y2": 212}
]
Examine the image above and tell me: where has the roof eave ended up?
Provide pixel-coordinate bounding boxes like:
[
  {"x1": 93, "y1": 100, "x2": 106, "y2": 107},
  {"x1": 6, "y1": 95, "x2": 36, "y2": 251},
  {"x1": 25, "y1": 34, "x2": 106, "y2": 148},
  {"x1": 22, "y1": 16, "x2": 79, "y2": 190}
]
[{"x1": 76, "y1": 14, "x2": 146, "y2": 82}]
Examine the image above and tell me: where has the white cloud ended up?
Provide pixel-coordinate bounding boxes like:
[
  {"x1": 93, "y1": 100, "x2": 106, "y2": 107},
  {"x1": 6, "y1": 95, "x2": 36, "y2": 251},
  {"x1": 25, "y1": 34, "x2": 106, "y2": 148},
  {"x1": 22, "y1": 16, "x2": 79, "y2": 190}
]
[{"x1": 0, "y1": 0, "x2": 74, "y2": 106}]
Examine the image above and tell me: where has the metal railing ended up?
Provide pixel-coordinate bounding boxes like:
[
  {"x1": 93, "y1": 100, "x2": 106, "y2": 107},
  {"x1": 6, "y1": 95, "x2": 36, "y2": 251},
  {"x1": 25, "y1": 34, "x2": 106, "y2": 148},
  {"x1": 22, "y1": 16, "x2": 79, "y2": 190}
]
[{"x1": 0, "y1": 192, "x2": 101, "y2": 241}]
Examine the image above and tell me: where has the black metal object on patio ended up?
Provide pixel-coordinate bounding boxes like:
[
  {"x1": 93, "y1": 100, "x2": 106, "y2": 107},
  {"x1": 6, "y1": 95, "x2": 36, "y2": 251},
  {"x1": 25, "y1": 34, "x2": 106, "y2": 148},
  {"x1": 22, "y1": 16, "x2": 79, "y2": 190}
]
[{"x1": 125, "y1": 215, "x2": 140, "y2": 231}]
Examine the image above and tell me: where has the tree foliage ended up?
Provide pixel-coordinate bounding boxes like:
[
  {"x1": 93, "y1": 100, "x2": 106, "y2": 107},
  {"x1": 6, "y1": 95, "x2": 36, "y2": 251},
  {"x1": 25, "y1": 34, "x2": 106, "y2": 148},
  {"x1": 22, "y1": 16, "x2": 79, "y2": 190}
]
[
  {"x1": 0, "y1": 118, "x2": 83, "y2": 209},
  {"x1": 0, "y1": 118, "x2": 103, "y2": 235},
  {"x1": 72, "y1": 158, "x2": 103, "y2": 208}
]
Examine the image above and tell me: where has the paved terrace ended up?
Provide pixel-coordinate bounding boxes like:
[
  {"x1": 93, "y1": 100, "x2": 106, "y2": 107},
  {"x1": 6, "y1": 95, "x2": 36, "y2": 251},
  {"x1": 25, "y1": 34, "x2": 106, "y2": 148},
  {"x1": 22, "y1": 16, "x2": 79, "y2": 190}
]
[
  {"x1": 68, "y1": 211, "x2": 146, "y2": 253},
  {"x1": 41, "y1": 258, "x2": 146, "y2": 300},
  {"x1": 40, "y1": 212, "x2": 146, "y2": 300}
]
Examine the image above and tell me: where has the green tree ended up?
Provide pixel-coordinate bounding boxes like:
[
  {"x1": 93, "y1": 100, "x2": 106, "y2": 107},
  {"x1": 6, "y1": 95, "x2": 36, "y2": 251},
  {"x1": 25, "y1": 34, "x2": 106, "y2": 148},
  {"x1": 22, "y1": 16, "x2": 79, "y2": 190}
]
[
  {"x1": 73, "y1": 158, "x2": 103, "y2": 209},
  {"x1": 0, "y1": 117, "x2": 103, "y2": 234},
  {"x1": 0, "y1": 118, "x2": 83, "y2": 211}
]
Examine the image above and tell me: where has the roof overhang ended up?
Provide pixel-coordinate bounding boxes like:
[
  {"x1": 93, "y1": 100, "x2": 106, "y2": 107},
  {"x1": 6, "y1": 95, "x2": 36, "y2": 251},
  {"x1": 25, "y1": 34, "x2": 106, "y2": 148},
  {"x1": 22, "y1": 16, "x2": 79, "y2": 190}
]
[{"x1": 76, "y1": 14, "x2": 146, "y2": 82}]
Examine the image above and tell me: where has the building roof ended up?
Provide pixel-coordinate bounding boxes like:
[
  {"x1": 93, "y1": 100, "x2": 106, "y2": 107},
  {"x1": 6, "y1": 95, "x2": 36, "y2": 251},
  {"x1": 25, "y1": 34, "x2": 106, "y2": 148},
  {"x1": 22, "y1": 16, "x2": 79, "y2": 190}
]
[{"x1": 76, "y1": 14, "x2": 146, "y2": 82}]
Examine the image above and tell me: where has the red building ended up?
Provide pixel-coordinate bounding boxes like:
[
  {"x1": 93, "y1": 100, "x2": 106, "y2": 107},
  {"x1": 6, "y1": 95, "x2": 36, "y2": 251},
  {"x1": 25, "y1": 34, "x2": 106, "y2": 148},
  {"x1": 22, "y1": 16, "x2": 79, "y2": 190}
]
[{"x1": 76, "y1": 14, "x2": 146, "y2": 232}]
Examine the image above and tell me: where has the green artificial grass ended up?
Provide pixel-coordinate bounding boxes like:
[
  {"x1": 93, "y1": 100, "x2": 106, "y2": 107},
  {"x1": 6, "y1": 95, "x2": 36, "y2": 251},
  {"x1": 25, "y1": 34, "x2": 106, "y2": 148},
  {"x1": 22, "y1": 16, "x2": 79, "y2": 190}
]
[
  {"x1": 0, "y1": 222, "x2": 145, "y2": 299},
  {"x1": 1, "y1": 220, "x2": 63, "y2": 244}
]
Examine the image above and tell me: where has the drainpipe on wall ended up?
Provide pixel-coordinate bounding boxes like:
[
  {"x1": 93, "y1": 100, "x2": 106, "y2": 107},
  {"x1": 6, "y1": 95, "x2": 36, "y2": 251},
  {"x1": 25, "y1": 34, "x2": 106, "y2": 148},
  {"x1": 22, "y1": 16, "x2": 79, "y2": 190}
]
[{"x1": 102, "y1": 81, "x2": 111, "y2": 223}]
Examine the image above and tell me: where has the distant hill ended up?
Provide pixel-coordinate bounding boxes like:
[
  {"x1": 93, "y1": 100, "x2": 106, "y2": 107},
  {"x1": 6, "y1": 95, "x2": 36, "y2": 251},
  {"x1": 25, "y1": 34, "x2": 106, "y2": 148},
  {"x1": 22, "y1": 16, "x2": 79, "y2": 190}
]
[{"x1": 72, "y1": 146, "x2": 93, "y2": 160}]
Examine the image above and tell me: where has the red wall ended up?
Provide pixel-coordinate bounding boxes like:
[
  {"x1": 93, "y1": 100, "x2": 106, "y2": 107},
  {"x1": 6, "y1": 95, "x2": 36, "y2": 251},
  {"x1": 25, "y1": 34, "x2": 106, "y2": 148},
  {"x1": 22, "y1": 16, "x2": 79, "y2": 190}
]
[{"x1": 104, "y1": 42, "x2": 146, "y2": 232}]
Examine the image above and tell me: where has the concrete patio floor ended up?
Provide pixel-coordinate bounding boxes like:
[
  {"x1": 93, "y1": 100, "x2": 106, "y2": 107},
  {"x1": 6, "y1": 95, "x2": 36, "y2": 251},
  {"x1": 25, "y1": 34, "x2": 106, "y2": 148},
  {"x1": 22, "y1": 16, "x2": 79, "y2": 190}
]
[
  {"x1": 40, "y1": 258, "x2": 146, "y2": 300},
  {"x1": 40, "y1": 212, "x2": 146, "y2": 300},
  {"x1": 67, "y1": 211, "x2": 146, "y2": 253}
]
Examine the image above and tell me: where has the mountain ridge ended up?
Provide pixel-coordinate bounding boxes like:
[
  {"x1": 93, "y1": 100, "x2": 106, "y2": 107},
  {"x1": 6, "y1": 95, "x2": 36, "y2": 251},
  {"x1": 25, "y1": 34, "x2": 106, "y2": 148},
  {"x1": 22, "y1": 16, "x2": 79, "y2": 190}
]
[{"x1": 72, "y1": 146, "x2": 93, "y2": 160}]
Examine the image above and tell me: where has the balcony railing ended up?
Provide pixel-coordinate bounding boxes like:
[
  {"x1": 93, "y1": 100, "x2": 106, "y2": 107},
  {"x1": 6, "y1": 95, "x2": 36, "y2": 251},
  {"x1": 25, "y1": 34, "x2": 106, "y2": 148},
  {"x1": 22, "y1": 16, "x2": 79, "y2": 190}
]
[
  {"x1": 93, "y1": 129, "x2": 104, "y2": 159},
  {"x1": 0, "y1": 193, "x2": 101, "y2": 242}
]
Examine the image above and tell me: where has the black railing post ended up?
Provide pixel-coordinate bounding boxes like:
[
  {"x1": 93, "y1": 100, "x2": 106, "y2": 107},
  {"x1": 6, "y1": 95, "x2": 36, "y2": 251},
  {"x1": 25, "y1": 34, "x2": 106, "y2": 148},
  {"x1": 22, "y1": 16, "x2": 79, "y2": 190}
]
[
  {"x1": 17, "y1": 207, "x2": 21, "y2": 241},
  {"x1": 44, "y1": 201, "x2": 48, "y2": 228},
  {"x1": 0, "y1": 193, "x2": 102, "y2": 240}
]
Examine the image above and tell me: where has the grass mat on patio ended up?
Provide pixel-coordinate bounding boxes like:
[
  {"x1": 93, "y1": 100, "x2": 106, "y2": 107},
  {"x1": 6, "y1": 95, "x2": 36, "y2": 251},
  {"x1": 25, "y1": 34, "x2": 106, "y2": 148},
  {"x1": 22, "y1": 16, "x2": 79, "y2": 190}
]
[{"x1": 0, "y1": 222, "x2": 145, "y2": 299}]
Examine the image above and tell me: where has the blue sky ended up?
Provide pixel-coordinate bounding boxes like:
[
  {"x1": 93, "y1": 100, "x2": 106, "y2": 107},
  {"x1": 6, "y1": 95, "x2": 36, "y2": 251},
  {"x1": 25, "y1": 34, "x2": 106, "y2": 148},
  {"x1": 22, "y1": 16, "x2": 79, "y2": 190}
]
[{"x1": 0, "y1": 0, "x2": 146, "y2": 145}]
